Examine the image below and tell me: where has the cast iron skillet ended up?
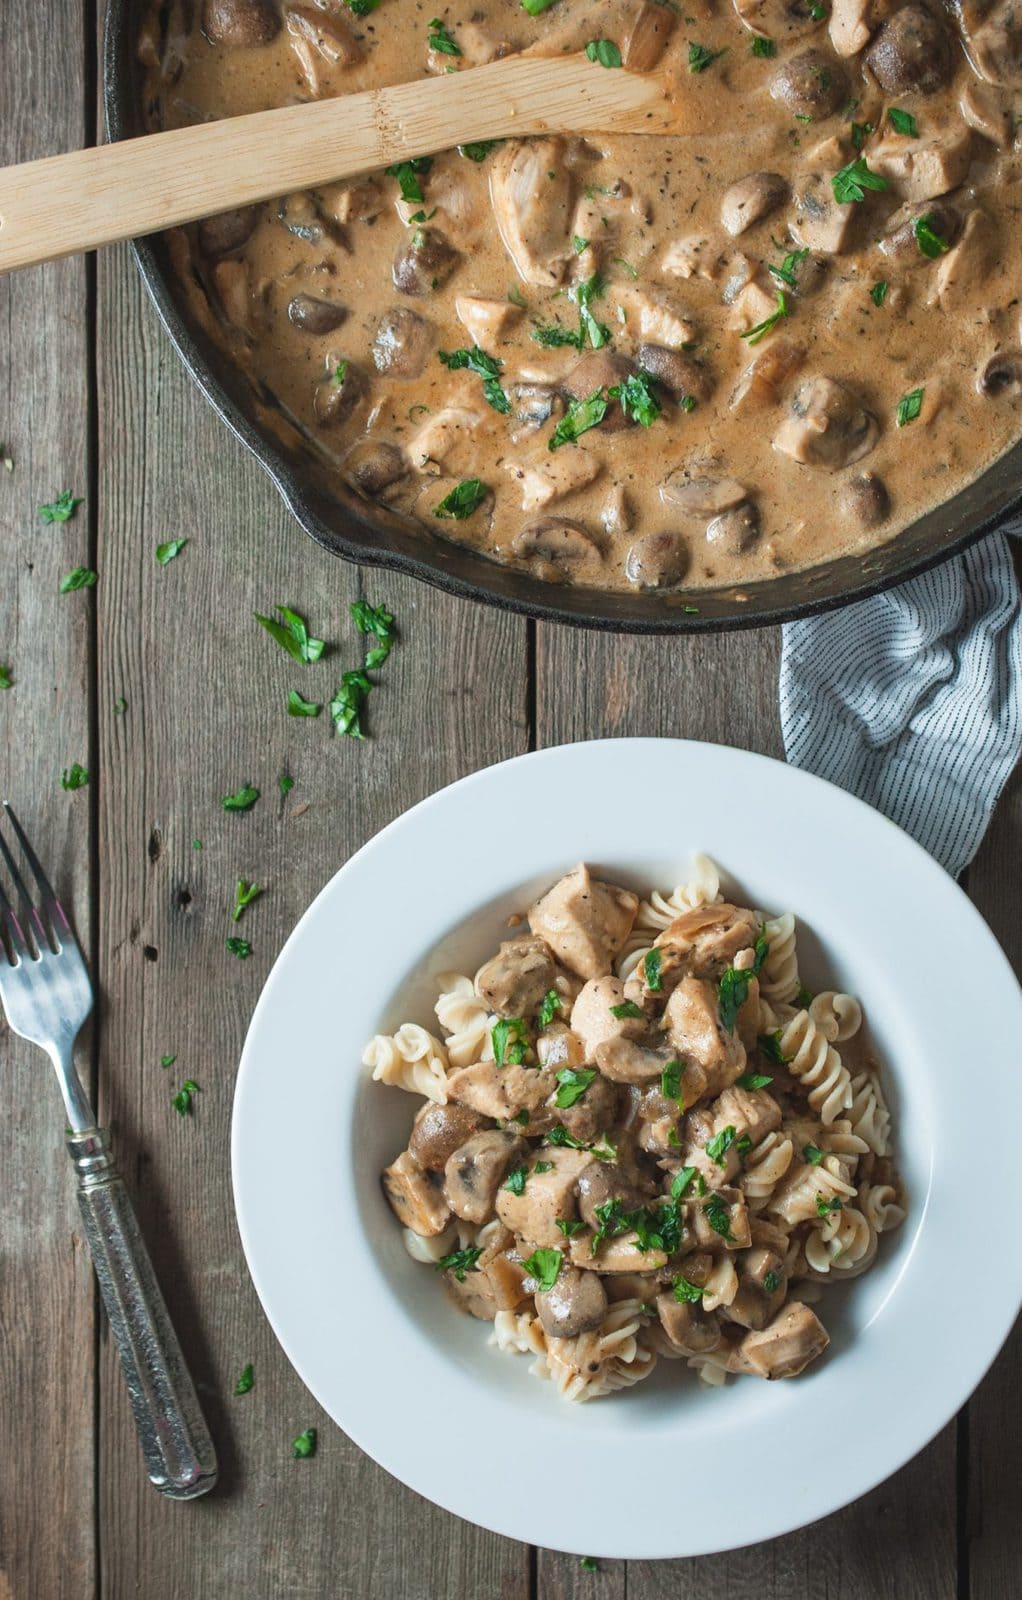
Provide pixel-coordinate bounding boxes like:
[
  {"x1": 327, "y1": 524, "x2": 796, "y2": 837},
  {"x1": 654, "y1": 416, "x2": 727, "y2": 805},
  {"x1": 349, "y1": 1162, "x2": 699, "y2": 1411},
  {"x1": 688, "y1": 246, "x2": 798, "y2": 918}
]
[{"x1": 104, "y1": 0, "x2": 1022, "y2": 634}]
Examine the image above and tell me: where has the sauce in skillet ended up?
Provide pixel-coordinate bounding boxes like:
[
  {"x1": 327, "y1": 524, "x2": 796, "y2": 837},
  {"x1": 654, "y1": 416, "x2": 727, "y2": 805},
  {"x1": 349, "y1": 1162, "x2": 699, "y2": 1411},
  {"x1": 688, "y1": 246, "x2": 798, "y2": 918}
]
[{"x1": 139, "y1": 0, "x2": 1022, "y2": 593}]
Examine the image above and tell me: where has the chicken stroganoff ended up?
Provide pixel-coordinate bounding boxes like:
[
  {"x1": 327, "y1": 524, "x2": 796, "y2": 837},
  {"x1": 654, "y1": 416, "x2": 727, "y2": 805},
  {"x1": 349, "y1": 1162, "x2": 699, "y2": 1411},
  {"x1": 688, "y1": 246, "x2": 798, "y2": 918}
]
[
  {"x1": 369, "y1": 859, "x2": 904, "y2": 1400},
  {"x1": 141, "y1": 1, "x2": 1022, "y2": 596}
]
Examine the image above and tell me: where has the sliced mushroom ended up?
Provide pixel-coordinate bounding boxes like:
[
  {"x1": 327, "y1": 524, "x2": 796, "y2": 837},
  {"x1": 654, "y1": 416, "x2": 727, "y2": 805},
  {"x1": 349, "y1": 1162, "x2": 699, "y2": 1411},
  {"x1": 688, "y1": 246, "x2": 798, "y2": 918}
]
[
  {"x1": 625, "y1": 530, "x2": 690, "y2": 589},
  {"x1": 313, "y1": 360, "x2": 365, "y2": 426},
  {"x1": 535, "y1": 1267, "x2": 608, "y2": 1338},
  {"x1": 656, "y1": 1289, "x2": 723, "y2": 1353},
  {"x1": 637, "y1": 344, "x2": 714, "y2": 401},
  {"x1": 723, "y1": 1248, "x2": 789, "y2": 1331},
  {"x1": 865, "y1": 5, "x2": 952, "y2": 94},
  {"x1": 476, "y1": 936, "x2": 559, "y2": 1018},
  {"x1": 202, "y1": 0, "x2": 280, "y2": 48},
  {"x1": 510, "y1": 383, "x2": 560, "y2": 428},
  {"x1": 733, "y1": 0, "x2": 822, "y2": 41},
  {"x1": 513, "y1": 517, "x2": 599, "y2": 567},
  {"x1": 197, "y1": 205, "x2": 259, "y2": 257},
  {"x1": 959, "y1": 78, "x2": 1015, "y2": 145},
  {"x1": 773, "y1": 376, "x2": 879, "y2": 468},
  {"x1": 594, "y1": 1035, "x2": 680, "y2": 1086},
  {"x1": 660, "y1": 470, "x2": 749, "y2": 517},
  {"x1": 444, "y1": 1130, "x2": 526, "y2": 1223},
  {"x1": 960, "y1": 2, "x2": 1022, "y2": 88},
  {"x1": 731, "y1": 338, "x2": 806, "y2": 412},
  {"x1": 769, "y1": 50, "x2": 849, "y2": 119},
  {"x1": 720, "y1": 172, "x2": 790, "y2": 237},
  {"x1": 277, "y1": 192, "x2": 327, "y2": 244},
  {"x1": 345, "y1": 440, "x2": 408, "y2": 497},
  {"x1": 562, "y1": 350, "x2": 634, "y2": 432},
  {"x1": 288, "y1": 294, "x2": 348, "y2": 335},
  {"x1": 576, "y1": 1163, "x2": 649, "y2": 1232},
  {"x1": 372, "y1": 307, "x2": 436, "y2": 379},
  {"x1": 409, "y1": 1101, "x2": 485, "y2": 1172},
  {"x1": 840, "y1": 472, "x2": 891, "y2": 526},
  {"x1": 978, "y1": 349, "x2": 1022, "y2": 399},
  {"x1": 878, "y1": 200, "x2": 961, "y2": 262},
  {"x1": 705, "y1": 503, "x2": 760, "y2": 557},
  {"x1": 393, "y1": 228, "x2": 460, "y2": 297},
  {"x1": 382, "y1": 1150, "x2": 451, "y2": 1236},
  {"x1": 285, "y1": 4, "x2": 362, "y2": 68}
]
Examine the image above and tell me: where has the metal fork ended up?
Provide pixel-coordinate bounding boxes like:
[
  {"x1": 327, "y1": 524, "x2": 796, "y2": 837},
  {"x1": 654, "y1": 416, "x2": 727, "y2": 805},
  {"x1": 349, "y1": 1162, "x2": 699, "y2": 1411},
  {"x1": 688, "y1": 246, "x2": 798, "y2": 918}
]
[{"x1": 0, "y1": 801, "x2": 217, "y2": 1499}]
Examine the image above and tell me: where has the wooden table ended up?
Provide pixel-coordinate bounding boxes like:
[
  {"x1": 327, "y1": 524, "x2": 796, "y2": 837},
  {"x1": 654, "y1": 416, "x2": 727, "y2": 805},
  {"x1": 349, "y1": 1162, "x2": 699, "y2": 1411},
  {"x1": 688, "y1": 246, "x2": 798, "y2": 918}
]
[{"x1": 2, "y1": 7, "x2": 1020, "y2": 1595}]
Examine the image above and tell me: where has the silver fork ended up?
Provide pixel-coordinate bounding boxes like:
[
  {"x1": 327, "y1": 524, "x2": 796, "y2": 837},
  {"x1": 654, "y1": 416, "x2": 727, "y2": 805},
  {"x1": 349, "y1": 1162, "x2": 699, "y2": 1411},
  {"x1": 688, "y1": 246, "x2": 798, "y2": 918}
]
[{"x1": 0, "y1": 801, "x2": 218, "y2": 1499}]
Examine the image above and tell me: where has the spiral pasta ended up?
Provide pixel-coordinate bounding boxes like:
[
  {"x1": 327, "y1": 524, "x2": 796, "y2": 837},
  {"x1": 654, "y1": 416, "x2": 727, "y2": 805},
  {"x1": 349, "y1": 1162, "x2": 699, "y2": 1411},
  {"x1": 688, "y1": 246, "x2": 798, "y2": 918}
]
[
  {"x1": 614, "y1": 854, "x2": 723, "y2": 978},
  {"x1": 743, "y1": 1131, "x2": 795, "y2": 1207},
  {"x1": 759, "y1": 912, "x2": 801, "y2": 1004},
  {"x1": 537, "y1": 1300, "x2": 657, "y2": 1402},
  {"x1": 809, "y1": 990, "x2": 863, "y2": 1043},
  {"x1": 805, "y1": 1204, "x2": 875, "y2": 1276},
  {"x1": 364, "y1": 1023, "x2": 450, "y2": 1102},
  {"x1": 776, "y1": 1008, "x2": 853, "y2": 1124},
  {"x1": 433, "y1": 973, "x2": 497, "y2": 1068},
  {"x1": 847, "y1": 1069, "x2": 892, "y2": 1156}
]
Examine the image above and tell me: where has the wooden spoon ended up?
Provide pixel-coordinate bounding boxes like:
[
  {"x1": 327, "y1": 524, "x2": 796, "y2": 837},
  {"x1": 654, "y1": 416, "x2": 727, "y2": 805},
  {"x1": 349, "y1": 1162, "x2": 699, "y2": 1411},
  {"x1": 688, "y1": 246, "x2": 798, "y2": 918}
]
[{"x1": 0, "y1": 53, "x2": 689, "y2": 275}]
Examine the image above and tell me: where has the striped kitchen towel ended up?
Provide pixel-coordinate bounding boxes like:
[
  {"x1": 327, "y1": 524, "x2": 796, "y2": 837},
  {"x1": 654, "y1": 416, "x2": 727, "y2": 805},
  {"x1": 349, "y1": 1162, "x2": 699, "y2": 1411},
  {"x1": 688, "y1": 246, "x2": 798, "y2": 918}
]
[{"x1": 780, "y1": 525, "x2": 1022, "y2": 880}]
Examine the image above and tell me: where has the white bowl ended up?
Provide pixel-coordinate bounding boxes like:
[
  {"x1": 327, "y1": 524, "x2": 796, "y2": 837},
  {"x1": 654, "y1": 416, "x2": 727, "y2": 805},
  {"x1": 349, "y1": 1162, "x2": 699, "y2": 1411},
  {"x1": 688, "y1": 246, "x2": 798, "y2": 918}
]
[{"x1": 232, "y1": 738, "x2": 1022, "y2": 1558}]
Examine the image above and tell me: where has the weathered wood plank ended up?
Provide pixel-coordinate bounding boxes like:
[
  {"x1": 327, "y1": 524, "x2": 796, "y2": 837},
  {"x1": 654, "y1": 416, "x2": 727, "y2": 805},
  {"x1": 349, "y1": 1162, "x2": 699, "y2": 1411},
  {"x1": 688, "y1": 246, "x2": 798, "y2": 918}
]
[
  {"x1": 535, "y1": 623, "x2": 958, "y2": 1600},
  {"x1": 0, "y1": 3, "x2": 97, "y2": 1595},
  {"x1": 963, "y1": 752, "x2": 1022, "y2": 1600},
  {"x1": 94, "y1": 239, "x2": 531, "y2": 1598}
]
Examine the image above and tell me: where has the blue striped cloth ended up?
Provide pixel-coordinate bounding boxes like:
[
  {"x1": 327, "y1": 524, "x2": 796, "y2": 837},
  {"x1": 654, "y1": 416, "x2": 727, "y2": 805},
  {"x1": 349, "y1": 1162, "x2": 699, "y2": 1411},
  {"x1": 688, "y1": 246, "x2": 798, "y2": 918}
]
[{"x1": 780, "y1": 526, "x2": 1022, "y2": 880}]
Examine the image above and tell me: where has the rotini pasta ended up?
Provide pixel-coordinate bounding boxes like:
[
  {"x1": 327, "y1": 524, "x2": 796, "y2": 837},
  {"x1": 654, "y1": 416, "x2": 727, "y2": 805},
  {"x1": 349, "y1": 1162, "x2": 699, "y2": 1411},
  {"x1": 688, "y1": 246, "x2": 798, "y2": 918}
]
[{"x1": 376, "y1": 861, "x2": 904, "y2": 1402}]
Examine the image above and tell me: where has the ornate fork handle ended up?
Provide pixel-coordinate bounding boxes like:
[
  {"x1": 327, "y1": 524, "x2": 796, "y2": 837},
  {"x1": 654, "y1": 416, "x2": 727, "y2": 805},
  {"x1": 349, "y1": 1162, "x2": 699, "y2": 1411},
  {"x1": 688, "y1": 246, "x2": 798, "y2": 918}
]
[{"x1": 66, "y1": 1129, "x2": 218, "y2": 1499}]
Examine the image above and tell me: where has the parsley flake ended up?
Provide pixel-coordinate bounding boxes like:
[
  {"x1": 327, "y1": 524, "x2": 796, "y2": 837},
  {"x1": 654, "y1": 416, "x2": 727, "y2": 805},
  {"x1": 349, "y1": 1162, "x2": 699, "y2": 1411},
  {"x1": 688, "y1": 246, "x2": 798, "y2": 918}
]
[
  {"x1": 292, "y1": 1427, "x2": 317, "y2": 1459},
  {"x1": 803, "y1": 1143, "x2": 825, "y2": 1165},
  {"x1": 609, "y1": 369, "x2": 661, "y2": 427},
  {"x1": 888, "y1": 107, "x2": 918, "y2": 138},
  {"x1": 913, "y1": 214, "x2": 950, "y2": 258},
  {"x1": 523, "y1": 1247, "x2": 562, "y2": 1291},
  {"x1": 427, "y1": 16, "x2": 461, "y2": 54},
  {"x1": 60, "y1": 567, "x2": 97, "y2": 594},
  {"x1": 689, "y1": 42, "x2": 728, "y2": 72},
  {"x1": 225, "y1": 936, "x2": 252, "y2": 959},
  {"x1": 438, "y1": 344, "x2": 510, "y2": 413},
  {"x1": 661, "y1": 1059, "x2": 684, "y2": 1102},
  {"x1": 705, "y1": 1125, "x2": 737, "y2": 1167},
  {"x1": 548, "y1": 390, "x2": 609, "y2": 450},
  {"x1": 870, "y1": 280, "x2": 889, "y2": 307},
  {"x1": 537, "y1": 989, "x2": 562, "y2": 1028},
  {"x1": 492, "y1": 1017, "x2": 529, "y2": 1066},
  {"x1": 672, "y1": 1273, "x2": 704, "y2": 1303},
  {"x1": 253, "y1": 604, "x2": 325, "y2": 664},
  {"x1": 433, "y1": 478, "x2": 489, "y2": 519},
  {"x1": 234, "y1": 1363, "x2": 255, "y2": 1395},
  {"x1": 39, "y1": 491, "x2": 83, "y2": 524},
  {"x1": 740, "y1": 289, "x2": 789, "y2": 345},
  {"x1": 232, "y1": 880, "x2": 263, "y2": 923},
  {"x1": 643, "y1": 947, "x2": 663, "y2": 992},
  {"x1": 896, "y1": 388, "x2": 924, "y2": 427},
  {"x1": 172, "y1": 1079, "x2": 200, "y2": 1115},
  {"x1": 751, "y1": 35, "x2": 777, "y2": 56},
  {"x1": 704, "y1": 1195, "x2": 733, "y2": 1241},
  {"x1": 671, "y1": 1166, "x2": 698, "y2": 1200},
  {"x1": 435, "y1": 1246, "x2": 483, "y2": 1281},
  {"x1": 610, "y1": 999, "x2": 643, "y2": 1020},
  {"x1": 287, "y1": 689, "x2": 322, "y2": 717},
  {"x1": 155, "y1": 538, "x2": 188, "y2": 566},
  {"x1": 60, "y1": 763, "x2": 89, "y2": 792},
  {"x1": 555, "y1": 1067, "x2": 596, "y2": 1109},
  {"x1": 585, "y1": 38, "x2": 623, "y2": 67},
  {"x1": 221, "y1": 785, "x2": 260, "y2": 813},
  {"x1": 831, "y1": 156, "x2": 888, "y2": 204}
]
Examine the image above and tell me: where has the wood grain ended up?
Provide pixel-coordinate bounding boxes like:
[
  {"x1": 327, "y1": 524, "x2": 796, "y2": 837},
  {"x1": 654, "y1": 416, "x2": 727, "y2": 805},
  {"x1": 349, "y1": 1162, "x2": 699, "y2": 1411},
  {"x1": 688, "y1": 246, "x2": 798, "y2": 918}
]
[
  {"x1": 0, "y1": 2, "x2": 97, "y2": 1595},
  {"x1": 535, "y1": 623, "x2": 959, "y2": 1600},
  {"x1": 93, "y1": 238, "x2": 530, "y2": 1599}
]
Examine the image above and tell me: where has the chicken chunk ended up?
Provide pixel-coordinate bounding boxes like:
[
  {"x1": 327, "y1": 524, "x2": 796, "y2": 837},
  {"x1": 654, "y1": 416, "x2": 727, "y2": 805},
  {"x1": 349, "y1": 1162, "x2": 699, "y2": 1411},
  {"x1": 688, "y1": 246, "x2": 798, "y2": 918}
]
[
  {"x1": 688, "y1": 1186, "x2": 752, "y2": 1251},
  {"x1": 444, "y1": 1130, "x2": 526, "y2": 1223},
  {"x1": 733, "y1": 1301, "x2": 829, "y2": 1378},
  {"x1": 723, "y1": 1247, "x2": 789, "y2": 1331},
  {"x1": 513, "y1": 450, "x2": 603, "y2": 513},
  {"x1": 382, "y1": 1150, "x2": 451, "y2": 1236},
  {"x1": 663, "y1": 976, "x2": 747, "y2": 1096},
  {"x1": 773, "y1": 376, "x2": 879, "y2": 468},
  {"x1": 790, "y1": 173, "x2": 858, "y2": 254},
  {"x1": 869, "y1": 125, "x2": 973, "y2": 203},
  {"x1": 489, "y1": 138, "x2": 575, "y2": 287},
  {"x1": 829, "y1": 0, "x2": 896, "y2": 56},
  {"x1": 529, "y1": 865, "x2": 639, "y2": 980},
  {"x1": 496, "y1": 1146, "x2": 594, "y2": 1247},
  {"x1": 570, "y1": 975, "x2": 645, "y2": 1057},
  {"x1": 652, "y1": 903, "x2": 760, "y2": 986},
  {"x1": 455, "y1": 294, "x2": 522, "y2": 353},
  {"x1": 928, "y1": 209, "x2": 997, "y2": 313},
  {"x1": 613, "y1": 283, "x2": 695, "y2": 350},
  {"x1": 407, "y1": 406, "x2": 482, "y2": 473},
  {"x1": 476, "y1": 936, "x2": 559, "y2": 1019},
  {"x1": 445, "y1": 1059, "x2": 558, "y2": 1123}
]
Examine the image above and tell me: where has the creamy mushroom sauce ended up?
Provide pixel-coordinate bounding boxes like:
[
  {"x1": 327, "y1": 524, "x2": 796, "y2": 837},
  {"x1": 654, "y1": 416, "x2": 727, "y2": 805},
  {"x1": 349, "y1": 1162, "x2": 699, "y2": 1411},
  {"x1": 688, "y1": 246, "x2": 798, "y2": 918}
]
[{"x1": 140, "y1": 0, "x2": 1022, "y2": 593}]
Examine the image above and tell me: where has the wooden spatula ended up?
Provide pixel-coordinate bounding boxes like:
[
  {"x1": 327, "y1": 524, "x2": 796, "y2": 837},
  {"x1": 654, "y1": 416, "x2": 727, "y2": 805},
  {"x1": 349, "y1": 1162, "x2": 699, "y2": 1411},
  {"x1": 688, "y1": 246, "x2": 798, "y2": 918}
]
[{"x1": 0, "y1": 53, "x2": 690, "y2": 275}]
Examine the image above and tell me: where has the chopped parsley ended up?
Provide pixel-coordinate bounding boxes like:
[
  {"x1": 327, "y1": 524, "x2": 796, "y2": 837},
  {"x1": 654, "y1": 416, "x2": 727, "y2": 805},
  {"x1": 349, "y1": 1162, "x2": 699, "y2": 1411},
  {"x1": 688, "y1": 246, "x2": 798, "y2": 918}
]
[
  {"x1": 492, "y1": 1016, "x2": 529, "y2": 1066},
  {"x1": 513, "y1": 1108, "x2": 531, "y2": 1127},
  {"x1": 520, "y1": 0, "x2": 559, "y2": 12},
  {"x1": 736, "y1": 1134, "x2": 752, "y2": 1159},
  {"x1": 385, "y1": 156, "x2": 433, "y2": 206},
  {"x1": 763, "y1": 1269, "x2": 781, "y2": 1294},
  {"x1": 331, "y1": 602, "x2": 398, "y2": 740},
  {"x1": 768, "y1": 246, "x2": 809, "y2": 289},
  {"x1": 688, "y1": 42, "x2": 728, "y2": 72},
  {"x1": 292, "y1": 1428, "x2": 317, "y2": 1459},
  {"x1": 643, "y1": 946, "x2": 663, "y2": 992},
  {"x1": 534, "y1": 1161, "x2": 553, "y2": 1174},
  {"x1": 661, "y1": 1059, "x2": 684, "y2": 1102},
  {"x1": 555, "y1": 1067, "x2": 597, "y2": 1108},
  {"x1": 548, "y1": 390, "x2": 609, "y2": 451},
  {"x1": 0, "y1": 666, "x2": 11, "y2": 690},
  {"x1": 750, "y1": 36, "x2": 777, "y2": 56},
  {"x1": 803, "y1": 1143, "x2": 825, "y2": 1165},
  {"x1": 705, "y1": 1125, "x2": 737, "y2": 1166},
  {"x1": 740, "y1": 289, "x2": 789, "y2": 346},
  {"x1": 504, "y1": 1166, "x2": 528, "y2": 1196},
  {"x1": 896, "y1": 388, "x2": 924, "y2": 426},
  {"x1": 427, "y1": 17, "x2": 461, "y2": 54},
  {"x1": 155, "y1": 537, "x2": 188, "y2": 566},
  {"x1": 850, "y1": 120, "x2": 874, "y2": 151},
  {"x1": 172, "y1": 1079, "x2": 200, "y2": 1115},
  {"x1": 113, "y1": 695, "x2": 127, "y2": 714},
  {"x1": 585, "y1": 39, "x2": 623, "y2": 68},
  {"x1": 609, "y1": 369, "x2": 661, "y2": 427},
  {"x1": 351, "y1": 600, "x2": 396, "y2": 667},
  {"x1": 435, "y1": 1246, "x2": 482, "y2": 1281},
  {"x1": 718, "y1": 931, "x2": 769, "y2": 1030},
  {"x1": 459, "y1": 140, "x2": 503, "y2": 162},
  {"x1": 870, "y1": 280, "x2": 889, "y2": 307},
  {"x1": 221, "y1": 784, "x2": 260, "y2": 812},
  {"x1": 816, "y1": 1195, "x2": 843, "y2": 1217},
  {"x1": 808, "y1": 0, "x2": 827, "y2": 17},
  {"x1": 253, "y1": 604, "x2": 325, "y2": 664},
  {"x1": 831, "y1": 156, "x2": 888, "y2": 204},
  {"x1": 234, "y1": 1364, "x2": 254, "y2": 1395},
  {"x1": 60, "y1": 567, "x2": 98, "y2": 593},
  {"x1": 287, "y1": 689, "x2": 322, "y2": 717},
  {"x1": 914, "y1": 213, "x2": 950, "y2": 258},
  {"x1": 60, "y1": 763, "x2": 89, "y2": 792},
  {"x1": 438, "y1": 344, "x2": 510, "y2": 413},
  {"x1": 610, "y1": 999, "x2": 643, "y2": 1020},
  {"x1": 433, "y1": 478, "x2": 489, "y2": 519},
  {"x1": 671, "y1": 1165, "x2": 698, "y2": 1200},
  {"x1": 346, "y1": 0, "x2": 380, "y2": 12},
  {"x1": 888, "y1": 107, "x2": 918, "y2": 138},
  {"x1": 573, "y1": 235, "x2": 590, "y2": 255},
  {"x1": 160, "y1": 1054, "x2": 176, "y2": 1068},
  {"x1": 703, "y1": 1195, "x2": 733, "y2": 1241},
  {"x1": 225, "y1": 936, "x2": 252, "y2": 959},
  {"x1": 279, "y1": 771, "x2": 294, "y2": 798},
  {"x1": 736, "y1": 1070, "x2": 774, "y2": 1090},
  {"x1": 555, "y1": 1217, "x2": 587, "y2": 1237},
  {"x1": 547, "y1": 1125, "x2": 616, "y2": 1161},
  {"x1": 38, "y1": 490, "x2": 83, "y2": 524},
  {"x1": 580, "y1": 1557, "x2": 600, "y2": 1573},
  {"x1": 672, "y1": 1273, "x2": 704, "y2": 1303},
  {"x1": 232, "y1": 880, "x2": 263, "y2": 922},
  {"x1": 523, "y1": 1247, "x2": 562, "y2": 1291},
  {"x1": 537, "y1": 989, "x2": 562, "y2": 1028}
]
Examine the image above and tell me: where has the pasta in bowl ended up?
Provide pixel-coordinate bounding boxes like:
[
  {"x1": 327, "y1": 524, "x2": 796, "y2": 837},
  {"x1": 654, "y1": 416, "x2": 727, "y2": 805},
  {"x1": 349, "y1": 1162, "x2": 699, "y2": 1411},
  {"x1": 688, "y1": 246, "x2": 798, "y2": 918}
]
[{"x1": 370, "y1": 857, "x2": 904, "y2": 1403}]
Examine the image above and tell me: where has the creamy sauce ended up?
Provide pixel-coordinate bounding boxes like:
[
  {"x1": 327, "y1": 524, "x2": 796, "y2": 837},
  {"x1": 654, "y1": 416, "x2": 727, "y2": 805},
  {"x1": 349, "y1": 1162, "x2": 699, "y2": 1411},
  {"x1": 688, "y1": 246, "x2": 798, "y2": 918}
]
[{"x1": 140, "y1": 0, "x2": 1022, "y2": 592}]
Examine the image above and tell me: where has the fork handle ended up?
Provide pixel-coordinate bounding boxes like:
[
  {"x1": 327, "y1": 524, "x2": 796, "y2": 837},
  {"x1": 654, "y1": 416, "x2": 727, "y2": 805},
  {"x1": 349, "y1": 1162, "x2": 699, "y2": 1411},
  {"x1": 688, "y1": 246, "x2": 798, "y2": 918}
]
[{"x1": 66, "y1": 1129, "x2": 218, "y2": 1499}]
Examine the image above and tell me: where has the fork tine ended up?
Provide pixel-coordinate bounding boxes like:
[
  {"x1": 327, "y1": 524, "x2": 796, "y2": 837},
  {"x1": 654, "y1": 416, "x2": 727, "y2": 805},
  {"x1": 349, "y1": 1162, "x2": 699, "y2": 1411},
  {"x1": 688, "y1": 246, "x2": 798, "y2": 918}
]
[
  {"x1": 0, "y1": 862, "x2": 31, "y2": 963},
  {"x1": 0, "y1": 809, "x2": 49, "y2": 954},
  {"x1": 2, "y1": 801, "x2": 66, "y2": 931}
]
